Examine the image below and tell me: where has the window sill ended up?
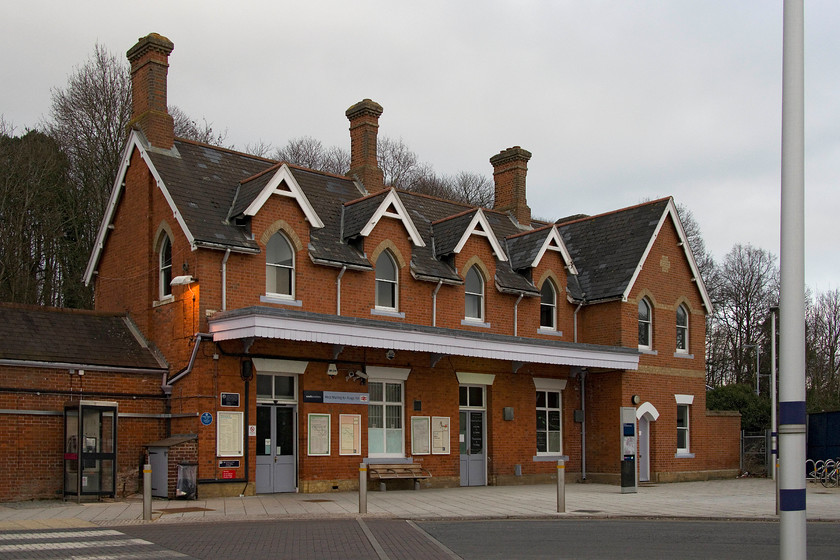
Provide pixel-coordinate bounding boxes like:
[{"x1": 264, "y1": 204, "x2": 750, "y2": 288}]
[
  {"x1": 638, "y1": 347, "x2": 658, "y2": 355},
  {"x1": 364, "y1": 457, "x2": 411, "y2": 464},
  {"x1": 260, "y1": 295, "x2": 302, "y2": 306},
  {"x1": 461, "y1": 319, "x2": 491, "y2": 328},
  {"x1": 533, "y1": 454, "x2": 569, "y2": 462},
  {"x1": 371, "y1": 308, "x2": 405, "y2": 319},
  {"x1": 537, "y1": 327, "x2": 563, "y2": 337},
  {"x1": 674, "y1": 452, "x2": 695, "y2": 459},
  {"x1": 673, "y1": 352, "x2": 694, "y2": 359},
  {"x1": 153, "y1": 296, "x2": 174, "y2": 307}
]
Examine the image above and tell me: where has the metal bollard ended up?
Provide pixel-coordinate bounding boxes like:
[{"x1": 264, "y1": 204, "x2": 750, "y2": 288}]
[
  {"x1": 359, "y1": 463, "x2": 367, "y2": 514},
  {"x1": 556, "y1": 459, "x2": 566, "y2": 513},
  {"x1": 143, "y1": 463, "x2": 152, "y2": 521}
]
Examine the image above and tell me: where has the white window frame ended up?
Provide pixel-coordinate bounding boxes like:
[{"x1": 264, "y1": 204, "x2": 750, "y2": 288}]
[
  {"x1": 539, "y1": 280, "x2": 557, "y2": 330},
  {"x1": 675, "y1": 394, "x2": 694, "y2": 457},
  {"x1": 464, "y1": 266, "x2": 485, "y2": 321},
  {"x1": 534, "y1": 378, "x2": 567, "y2": 457},
  {"x1": 638, "y1": 298, "x2": 652, "y2": 350},
  {"x1": 159, "y1": 235, "x2": 173, "y2": 300},
  {"x1": 375, "y1": 251, "x2": 399, "y2": 311},
  {"x1": 367, "y1": 367, "x2": 410, "y2": 459},
  {"x1": 676, "y1": 304, "x2": 689, "y2": 353},
  {"x1": 266, "y1": 231, "x2": 295, "y2": 300}
]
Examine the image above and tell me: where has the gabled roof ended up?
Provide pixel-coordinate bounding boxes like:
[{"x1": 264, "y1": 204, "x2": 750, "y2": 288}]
[
  {"x1": 234, "y1": 163, "x2": 324, "y2": 228},
  {"x1": 432, "y1": 209, "x2": 508, "y2": 262},
  {"x1": 0, "y1": 303, "x2": 167, "y2": 372},
  {"x1": 507, "y1": 225, "x2": 577, "y2": 274},
  {"x1": 343, "y1": 189, "x2": 425, "y2": 246},
  {"x1": 556, "y1": 198, "x2": 712, "y2": 311}
]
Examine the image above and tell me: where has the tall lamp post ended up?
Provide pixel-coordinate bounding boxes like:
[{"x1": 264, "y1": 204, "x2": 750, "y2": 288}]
[{"x1": 744, "y1": 343, "x2": 761, "y2": 396}]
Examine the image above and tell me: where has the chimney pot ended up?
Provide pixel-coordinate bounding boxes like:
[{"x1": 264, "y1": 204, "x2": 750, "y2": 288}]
[
  {"x1": 490, "y1": 146, "x2": 532, "y2": 226},
  {"x1": 126, "y1": 33, "x2": 175, "y2": 149},
  {"x1": 346, "y1": 99, "x2": 385, "y2": 193}
]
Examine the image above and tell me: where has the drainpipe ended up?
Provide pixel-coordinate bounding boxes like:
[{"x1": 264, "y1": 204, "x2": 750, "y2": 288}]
[
  {"x1": 513, "y1": 293, "x2": 524, "y2": 336},
  {"x1": 432, "y1": 280, "x2": 443, "y2": 327},
  {"x1": 221, "y1": 249, "x2": 231, "y2": 311},
  {"x1": 573, "y1": 301, "x2": 584, "y2": 343},
  {"x1": 336, "y1": 266, "x2": 347, "y2": 316},
  {"x1": 580, "y1": 369, "x2": 587, "y2": 481}
]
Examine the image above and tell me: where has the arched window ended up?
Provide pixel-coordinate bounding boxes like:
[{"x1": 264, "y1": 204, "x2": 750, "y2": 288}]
[
  {"x1": 266, "y1": 232, "x2": 294, "y2": 297},
  {"x1": 638, "y1": 298, "x2": 652, "y2": 348},
  {"x1": 465, "y1": 266, "x2": 484, "y2": 321},
  {"x1": 540, "y1": 280, "x2": 557, "y2": 329},
  {"x1": 375, "y1": 251, "x2": 398, "y2": 310},
  {"x1": 676, "y1": 304, "x2": 689, "y2": 352},
  {"x1": 159, "y1": 235, "x2": 172, "y2": 299}
]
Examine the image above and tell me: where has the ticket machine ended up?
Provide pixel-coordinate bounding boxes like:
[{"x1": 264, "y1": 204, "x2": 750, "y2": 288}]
[{"x1": 620, "y1": 406, "x2": 637, "y2": 494}]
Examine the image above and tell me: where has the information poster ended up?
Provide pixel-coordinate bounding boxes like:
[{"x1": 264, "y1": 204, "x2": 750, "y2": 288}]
[
  {"x1": 307, "y1": 413, "x2": 331, "y2": 456},
  {"x1": 339, "y1": 414, "x2": 361, "y2": 455},
  {"x1": 431, "y1": 416, "x2": 451, "y2": 455},
  {"x1": 411, "y1": 416, "x2": 431, "y2": 455},
  {"x1": 216, "y1": 411, "x2": 243, "y2": 457}
]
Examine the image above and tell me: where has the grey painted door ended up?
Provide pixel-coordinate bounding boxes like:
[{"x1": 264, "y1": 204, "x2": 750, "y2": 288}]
[
  {"x1": 256, "y1": 405, "x2": 296, "y2": 493},
  {"x1": 459, "y1": 411, "x2": 486, "y2": 486},
  {"x1": 639, "y1": 416, "x2": 650, "y2": 482}
]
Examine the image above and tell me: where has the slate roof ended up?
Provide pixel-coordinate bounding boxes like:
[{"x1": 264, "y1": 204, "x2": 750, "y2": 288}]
[
  {"x1": 557, "y1": 198, "x2": 671, "y2": 302},
  {"x1": 0, "y1": 304, "x2": 167, "y2": 371},
  {"x1": 138, "y1": 137, "x2": 679, "y2": 305}
]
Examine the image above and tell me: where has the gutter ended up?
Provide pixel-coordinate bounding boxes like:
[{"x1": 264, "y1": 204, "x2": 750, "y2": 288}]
[
  {"x1": 221, "y1": 249, "x2": 231, "y2": 311},
  {"x1": 336, "y1": 266, "x2": 347, "y2": 316},
  {"x1": 513, "y1": 292, "x2": 525, "y2": 336},
  {"x1": 432, "y1": 280, "x2": 443, "y2": 326}
]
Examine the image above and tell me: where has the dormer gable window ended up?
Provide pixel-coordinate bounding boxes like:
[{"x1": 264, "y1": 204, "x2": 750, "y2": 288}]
[
  {"x1": 375, "y1": 251, "x2": 398, "y2": 310},
  {"x1": 465, "y1": 266, "x2": 485, "y2": 321},
  {"x1": 266, "y1": 232, "x2": 295, "y2": 298},
  {"x1": 540, "y1": 280, "x2": 557, "y2": 330}
]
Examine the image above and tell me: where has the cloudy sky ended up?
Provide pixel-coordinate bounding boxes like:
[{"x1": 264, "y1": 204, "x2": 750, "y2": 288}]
[{"x1": 2, "y1": 1, "x2": 837, "y2": 291}]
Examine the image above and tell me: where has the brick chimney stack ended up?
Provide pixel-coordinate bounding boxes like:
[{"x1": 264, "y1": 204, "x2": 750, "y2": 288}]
[
  {"x1": 346, "y1": 99, "x2": 385, "y2": 193},
  {"x1": 490, "y1": 146, "x2": 532, "y2": 226},
  {"x1": 126, "y1": 33, "x2": 175, "y2": 150}
]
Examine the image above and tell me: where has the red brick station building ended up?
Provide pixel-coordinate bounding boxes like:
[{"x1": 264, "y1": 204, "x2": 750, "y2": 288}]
[{"x1": 0, "y1": 33, "x2": 739, "y2": 502}]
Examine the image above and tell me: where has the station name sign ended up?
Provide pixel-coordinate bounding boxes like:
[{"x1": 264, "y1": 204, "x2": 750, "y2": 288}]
[{"x1": 303, "y1": 391, "x2": 369, "y2": 405}]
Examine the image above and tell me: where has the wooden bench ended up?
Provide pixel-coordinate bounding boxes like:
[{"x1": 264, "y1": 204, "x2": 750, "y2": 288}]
[{"x1": 368, "y1": 463, "x2": 432, "y2": 491}]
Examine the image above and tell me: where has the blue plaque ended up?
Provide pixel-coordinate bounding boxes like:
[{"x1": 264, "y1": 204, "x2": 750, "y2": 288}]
[{"x1": 201, "y1": 412, "x2": 213, "y2": 426}]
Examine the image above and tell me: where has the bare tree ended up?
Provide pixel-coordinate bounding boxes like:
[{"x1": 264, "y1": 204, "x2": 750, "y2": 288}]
[
  {"x1": 806, "y1": 288, "x2": 840, "y2": 411},
  {"x1": 274, "y1": 136, "x2": 350, "y2": 175},
  {"x1": 706, "y1": 244, "x2": 779, "y2": 388},
  {"x1": 171, "y1": 105, "x2": 230, "y2": 146}
]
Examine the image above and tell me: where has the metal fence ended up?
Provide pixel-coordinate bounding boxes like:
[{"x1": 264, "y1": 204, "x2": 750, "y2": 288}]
[{"x1": 740, "y1": 430, "x2": 770, "y2": 475}]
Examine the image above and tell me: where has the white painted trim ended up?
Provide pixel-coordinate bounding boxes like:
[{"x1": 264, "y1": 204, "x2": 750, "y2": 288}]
[
  {"x1": 366, "y1": 366, "x2": 411, "y2": 381},
  {"x1": 453, "y1": 209, "x2": 508, "y2": 262},
  {"x1": 456, "y1": 372, "x2": 496, "y2": 386},
  {"x1": 636, "y1": 401, "x2": 660, "y2": 421},
  {"x1": 531, "y1": 227, "x2": 578, "y2": 274},
  {"x1": 242, "y1": 164, "x2": 324, "y2": 228},
  {"x1": 358, "y1": 190, "x2": 425, "y2": 247},
  {"x1": 252, "y1": 358, "x2": 308, "y2": 374},
  {"x1": 208, "y1": 313, "x2": 640, "y2": 370},
  {"x1": 675, "y1": 394, "x2": 694, "y2": 405},
  {"x1": 621, "y1": 199, "x2": 713, "y2": 313},
  {"x1": 533, "y1": 377, "x2": 567, "y2": 391}
]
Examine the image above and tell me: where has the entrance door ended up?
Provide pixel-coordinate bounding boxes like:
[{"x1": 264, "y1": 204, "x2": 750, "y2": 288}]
[
  {"x1": 459, "y1": 411, "x2": 485, "y2": 486},
  {"x1": 639, "y1": 415, "x2": 650, "y2": 482},
  {"x1": 256, "y1": 405, "x2": 296, "y2": 493}
]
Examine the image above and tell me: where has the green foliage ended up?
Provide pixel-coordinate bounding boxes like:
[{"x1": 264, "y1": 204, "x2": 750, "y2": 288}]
[{"x1": 706, "y1": 384, "x2": 770, "y2": 432}]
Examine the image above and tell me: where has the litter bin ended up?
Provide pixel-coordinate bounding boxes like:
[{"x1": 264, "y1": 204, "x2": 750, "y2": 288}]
[{"x1": 176, "y1": 462, "x2": 197, "y2": 499}]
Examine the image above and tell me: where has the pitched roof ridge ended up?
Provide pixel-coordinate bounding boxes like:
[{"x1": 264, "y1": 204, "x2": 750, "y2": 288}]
[
  {"x1": 174, "y1": 136, "x2": 277, "y2": 164},
  {"x1": 395, "y1": 188, "x2": 475, "y2": 211},
  {"x1": 343, "y1": 188, "x2": 391, "y2": 207},
  {"x1": 284, "y1": 162, "x2": 359, "y2": 183},
  {"x1": 431, "y1": 207, "x2": 479, "y2": 226},
  {"x1": 0, "y1": 302, "x2": 124, "y2": 318},
  {"x1": 240, "y1": 162, "x2": 284, "y2": 185},
  {"x1": 557, "y1": 196, "x2": 672, "y2": 227},
  {"x1": 507, "y1": 223, "x2": 554, "y2": 240}
]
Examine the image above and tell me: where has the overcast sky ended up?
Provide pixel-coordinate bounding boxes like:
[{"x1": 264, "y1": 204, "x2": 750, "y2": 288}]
[{"x1": 2, "y1": 1, "x2": 837, "y2": 292}]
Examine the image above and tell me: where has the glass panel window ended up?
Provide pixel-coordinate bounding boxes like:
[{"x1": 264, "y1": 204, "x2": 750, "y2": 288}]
[
  {"x1": 375, "y1": 252, "x2": 398, "y2": 310},
  {"x1": 465, "y1": 266, "x2": 484, "y2": 320},
  {"x1": 159, "y1": 235, "x2": 172, "y2": 299},
  {"x1": 638, "y1": 298, "x2": 652, "y2": 348},
  {"x1": 676, "y1": 305, "x2": 688, "y2": 352},
  {"x1": 266, "y1": 232, "x2": 294, "y2": 297},
  {"x1": 540, "y1": 281, "x2": 556, "y2": 329},
  {"x1": 677, "y1": 404, "x2": 690, "y2": 452},
  {"x1": 256, "y1": 374, "x2": 295, "y2": 401},
  {"x1": 368, "y1": 381, "x2": 404, "y2": 457},
  {"x1": 460, "y1": 385, "x2": 484, "y2": 408},
  {"x1": 536, "y1": 390, "x2": 562, "y2": 454}
]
